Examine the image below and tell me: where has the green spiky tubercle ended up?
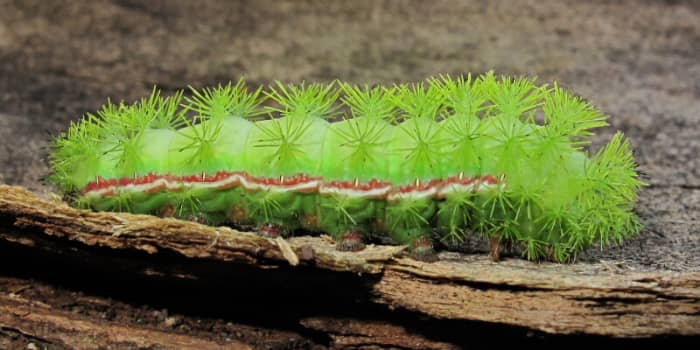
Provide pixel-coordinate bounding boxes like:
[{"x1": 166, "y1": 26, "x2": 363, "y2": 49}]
[{"x1": 50, "y1": 74, "x2": 644, "y2": 262}]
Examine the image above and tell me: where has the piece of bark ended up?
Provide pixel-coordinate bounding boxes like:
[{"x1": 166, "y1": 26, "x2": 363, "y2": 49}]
[
  {"x1": 1, "y1": 184, "x2": 699, "y2": 338},
  {"x1": 0, "y1": 185, "x2": 402, "y2": 274},
  {"x1": 0, "y1": 291, "x2": 249, "y2": 350},
  {"x1": 0, "y1": 275, "x2": 463, "y2": 350},
  {"x1": 300, "y1": 318, "x2": 458, "y2": 349}
]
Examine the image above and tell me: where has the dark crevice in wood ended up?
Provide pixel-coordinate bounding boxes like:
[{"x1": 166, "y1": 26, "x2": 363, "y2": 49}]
[
  {"x1": 0, "y1": 237, "x2": 551, "y2": 346},
  {"x1": 397, "y1": 271, "x2": 554, "y2": 293}
]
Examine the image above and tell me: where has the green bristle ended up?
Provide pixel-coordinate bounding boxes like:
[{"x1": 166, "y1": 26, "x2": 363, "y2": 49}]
[
  {"x1": 265, "y1": 81, "x2": 341, "y2": 120},
  {"x1": 385, "y1": 198, "x2": 436, "y2": 243},
  {"x1": 477, "y1": 72, "x2": 547, "y2": 187},
  {"x1": 49, "y1": 116, "x2": 103, "y2": 192},
  {"x1": 430, "y1": 74, "x2": 487, "y2": 118},
  {"x1": 322, "y1": 84, "x2": 395, "y2": 180},
  {"x1": 586, "y1": 132, "x2": 644, "y2": 204},
  {"x1": 184, "y1": 79, "x2": 265, "y2": 121},
  {"x1": 434, "y1": 74, "x2": 489, "y2": 176},
  {"x1": 140, "y1": 87, "x2": 186, "y2": 130},
  {"x1": 577, "y1": 132, "x2": 645, "y2": 248},
  {"x1": 119, "y1": 88, "x2": 185, "y2": 175},
  {"x1": 340, "y1": 83, "x2": 396, "y2": 121},
  {"x1": 436, "y1": 191, "x2": 478, "y2": 246},
  {"x1": 97, "y1": 101, "x2": 157, "y2": 178},
  {"x1": 171, "y1": 114, "x2": 225, "y2": 175},
  {"x1": 245, "y1": 82, "x2": 336, "y2": 176},
  {"x1": 171, "y1": 80, "x2": 264, "y2": 175},
  {"x1": 388, "y1": 82, "x2": 449, "y2": 183},
  {"x1": 479, "y1": 71, "x2": 544, "y2": 121},
  {"x1": 542, "y1": 83, "x2": 608, "y2": 148},
  {"x1": 391, "y1": 82, "x2": 445, "y2": 121}
]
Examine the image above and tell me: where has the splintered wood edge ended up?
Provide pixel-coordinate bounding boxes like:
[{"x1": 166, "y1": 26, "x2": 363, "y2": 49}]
[
  {"x1": 0, "y1": 185, "x2": 402, "y2": 274},
  {"x1": 1, "y1": 184, "x2": 699, "y2": 337}
]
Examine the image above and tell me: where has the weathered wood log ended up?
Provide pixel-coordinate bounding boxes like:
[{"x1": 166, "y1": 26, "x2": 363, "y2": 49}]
[
  {"x1": 1, "y1": 184, "x2": 698, "y2": 339},
  {"x1": 0, "y1": 275, "x2": 461, "y2": 350}
]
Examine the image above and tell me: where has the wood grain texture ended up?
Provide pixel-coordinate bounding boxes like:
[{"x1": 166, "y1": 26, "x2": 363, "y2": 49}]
[
  {"x1": 0, "y1": 292, "x2": 249, "y2": 350},
  {"x1": 0, "y1": 278, "x2": 460, "y2": 350},
  {"x1": 1, "y1": 184, "x2": 699, "y2": 338}
]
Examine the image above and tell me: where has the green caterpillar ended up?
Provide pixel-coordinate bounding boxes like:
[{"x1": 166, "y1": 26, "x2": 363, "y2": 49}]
[{"x1": 49, "y1": 72, "x2": 644, "y2": 262}]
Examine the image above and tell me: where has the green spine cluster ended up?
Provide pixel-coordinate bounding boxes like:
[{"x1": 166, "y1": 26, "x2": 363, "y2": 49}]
[{"x1": 49, "y1": 73, "x2": 644, "y2": 261}]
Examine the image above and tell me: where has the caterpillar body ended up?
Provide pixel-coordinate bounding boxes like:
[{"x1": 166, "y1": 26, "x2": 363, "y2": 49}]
[{"x1": 50, "y1": 73, "x2": 644, "y2": 262}]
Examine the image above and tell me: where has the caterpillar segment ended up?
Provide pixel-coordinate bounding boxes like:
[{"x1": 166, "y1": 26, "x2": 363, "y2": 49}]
[{"x1": 50, "y1": 73, "x2": 644, "y2": 262}]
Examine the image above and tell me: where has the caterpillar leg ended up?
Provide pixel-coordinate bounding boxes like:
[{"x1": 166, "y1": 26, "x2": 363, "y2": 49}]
[
  {"x1": 188, "y1": 214, "x2": 211, "y2": 225},
  {"x1": 155, "y1": 203, "x2": 211, "y2": 224},
  {"x1": 228, "y1": 205, "x2": 250, "y2": 225},
  {"x1": 409, "y1": 236, "x2": 437, "y2": 262},
  {"x1": 389, "y1": 227, "x2": 438, "y2": 262},
  {"x1": 257, "y1": 223, "x2": 285, "y2": 239},
  {"x1": 489, "y1": 234, "x2": 502, "y2": 262},
  {"x1": 157, "y1": 203, "x2": 176, "y2": 218},
  {"x1": 246, "y1": 190, "x2": 302, "y2": 238},
  {"x1": 317, "y1": 195, "x2": 377, "y2": 252},
  {"x1": 385, "y1": 198, "x2": 438, "y2": 262},
  {"x1": 155, "y1": 202, "x2": 213, "y2": 225},
  {"x1": 335, "y1": 230, "x2": 366, "y2": 252}
]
